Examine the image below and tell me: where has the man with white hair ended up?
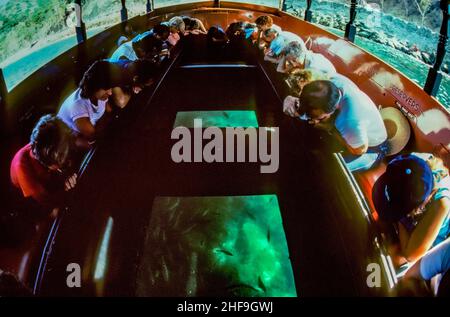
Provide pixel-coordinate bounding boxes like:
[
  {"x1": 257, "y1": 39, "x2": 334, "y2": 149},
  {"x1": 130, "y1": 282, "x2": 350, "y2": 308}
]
[{"x1": 164, "y1": 16, "x2": 185, "y2": 46}]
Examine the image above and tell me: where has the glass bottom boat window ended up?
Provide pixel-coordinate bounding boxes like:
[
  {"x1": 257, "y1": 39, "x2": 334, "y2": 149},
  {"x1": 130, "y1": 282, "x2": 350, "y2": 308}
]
[
  {"x1": 136, "y1": 195, "x2": 297, "y2": 297},
  {"x1": 174, "y1": 110, "x2": 259, "y2": 128}
]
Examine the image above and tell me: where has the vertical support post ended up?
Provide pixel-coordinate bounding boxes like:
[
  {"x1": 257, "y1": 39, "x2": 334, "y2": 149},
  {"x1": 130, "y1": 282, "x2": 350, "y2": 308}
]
[
  {"x1": 121, "y1": 0, "x2": 128, "y2": 22},
  {"x1": 424, "y1": 0, "x2": 448, "y2": 97},
  {"x1": 345, "y1": 0, "x2": 357, "y2": 42},
  {"x1": 146, "y1": 0, "x2": 153, "y2": 13},
  {"x1": 74, "y1": 0, "x2": 87, "y2": 43},
  {"x1": 214, "y1": 0, "x2": 220, "y2": 8},
  {"x1": 304, "y1": 0, "x2": 313, "y2": 22},
  {"x1": 279, "y1": 0, "x2": 286, "y2": 12},
  {"x1": 0, "y1": 68, "x2": 7, "y2": 135}
]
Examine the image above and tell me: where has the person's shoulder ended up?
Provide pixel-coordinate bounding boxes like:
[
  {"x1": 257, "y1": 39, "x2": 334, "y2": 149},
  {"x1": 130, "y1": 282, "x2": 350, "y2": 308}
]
[
  {"x1": 330, "y1": 73, "x2": 353, "y2": 87},
  {"x1": 10, "y1": 143, "x2": 39, "y2": 184},
  {"x1": 272, "y1": 24, "x2": 282, "y2": 33},
  {"x1": 60, "y1": 89, "x2": 90, "y2": 113},
  {"x1": 11, "y1": 143, "x2": 32, "y2": 167}
]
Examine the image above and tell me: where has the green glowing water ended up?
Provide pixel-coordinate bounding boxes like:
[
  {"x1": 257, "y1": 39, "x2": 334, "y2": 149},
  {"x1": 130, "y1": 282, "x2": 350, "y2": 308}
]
[
  {"x1": 136, "y1": 195, "x2": 297, "y2": 297},
  {"x1": 174, "y1": 111, "x2": 259, "y2": 128}
]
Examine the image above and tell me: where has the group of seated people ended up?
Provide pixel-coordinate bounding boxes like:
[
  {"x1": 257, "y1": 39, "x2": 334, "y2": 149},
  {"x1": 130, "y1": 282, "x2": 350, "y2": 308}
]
[
  {"x1": 231, "y1": 15, "x2": 450, "y2": 296},
  {"x1": 9, "y1": 15, "x2": 203, "y2": 215},
  {"x1": 2, "y1": 14, "x2": 449, "y2": 297}
]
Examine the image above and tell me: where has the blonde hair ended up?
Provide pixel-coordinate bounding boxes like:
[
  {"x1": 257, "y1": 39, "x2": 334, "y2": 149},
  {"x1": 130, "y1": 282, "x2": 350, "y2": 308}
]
[{"x1": 286, "y1": 68, "x2": 329, "y2": 95}]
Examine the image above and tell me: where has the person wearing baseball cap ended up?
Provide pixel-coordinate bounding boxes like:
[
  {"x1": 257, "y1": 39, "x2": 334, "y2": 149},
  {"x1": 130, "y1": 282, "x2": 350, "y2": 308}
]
[{"x1": 372, "y1": 153, "x2": 450, "y2": 264}]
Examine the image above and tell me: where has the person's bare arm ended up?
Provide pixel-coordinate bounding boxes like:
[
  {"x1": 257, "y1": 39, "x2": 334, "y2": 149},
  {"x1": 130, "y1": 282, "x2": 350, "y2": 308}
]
[
  {"x1": 332, "y1": 128, "x2": 368, "y2": 155},
  {"x1": 400, "y1": 198, "x2": 450, "y2": 263},
  {"x1": 276, "y1": 56, "x2": 288, "y2": 73},
  {"x1": 74, "y1": 117, "x2": 96, "y2": 141},
  {"x1": 111, "y1": 87, "x2": 131, "y2": 109},
  {"x1": 404, "y1": 258, "x2": 422, "y2": 280},
  {"x1": 264, "y1": 54, "x2": 279, "y2": 63},
  {"x1": 346, "y1": 143, "x2": 368, "y2": 155},
  {"x1": 195, "y1": 19, "x2": 207, "y2": 34}
]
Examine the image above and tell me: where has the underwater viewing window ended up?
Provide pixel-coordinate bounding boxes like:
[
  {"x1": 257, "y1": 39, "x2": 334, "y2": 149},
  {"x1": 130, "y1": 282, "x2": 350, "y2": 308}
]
[
  {"x1": 174, "y1": 110, "x2": 259, "y2": 128},
  {"x1": 136, "y1": 195, "x2": 297, "y2": 297}
]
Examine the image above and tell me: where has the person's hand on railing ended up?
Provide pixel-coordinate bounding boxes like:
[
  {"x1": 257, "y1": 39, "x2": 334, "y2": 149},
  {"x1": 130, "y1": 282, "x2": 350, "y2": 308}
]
[
  {"x1": 64, "y1": 173, "x2": 77, "y2": 192},
  {"x1": 283, "y1": 95, "x2": 300, "y2": 117}
]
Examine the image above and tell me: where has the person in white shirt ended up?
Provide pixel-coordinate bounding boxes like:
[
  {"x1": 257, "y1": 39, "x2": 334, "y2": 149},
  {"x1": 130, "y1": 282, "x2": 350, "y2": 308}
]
[
  {"x1": 110, "y1": 40, "x2": 138, "y2": 62},
  {"x1": 276, "y1": 41, "x2": 337, "y2": 75},
  {"x1": 262, "y1": 28, "x2": 305, "y2": 63},
  {"x1": 110, "y1": 24, "x2": 170, "y2": 62},
  {"x1": 58, "y1": 61, "x2": 113, "y2": 144},
  {"x1": 297, "y1": 76, "x2": 388, "y2": 172}
]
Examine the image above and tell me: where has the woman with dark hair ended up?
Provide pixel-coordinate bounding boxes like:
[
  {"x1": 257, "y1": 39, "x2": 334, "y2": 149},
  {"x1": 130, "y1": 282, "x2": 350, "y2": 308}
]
[
  {"x1": 58, "y1": 60, "x2": 114, "y2": 142},
  {"x1": 10, "y1": 114, "x2": 77, "y2": 210},
  {"x1": 132, "y1": 32, "x2": 166, "y2": 63}
]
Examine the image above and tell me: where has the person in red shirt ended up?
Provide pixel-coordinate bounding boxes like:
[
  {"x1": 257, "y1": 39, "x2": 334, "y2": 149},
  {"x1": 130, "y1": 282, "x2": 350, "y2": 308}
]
[{"x1": 10, "y1": 114, "x2": 77, "y2": 213}]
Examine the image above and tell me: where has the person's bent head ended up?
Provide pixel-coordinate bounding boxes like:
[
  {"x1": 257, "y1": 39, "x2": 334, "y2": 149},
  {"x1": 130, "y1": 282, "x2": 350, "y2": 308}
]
[
  {"x1": 30, "y1": 114, "x2": 74, "y2": 173},
  {"x1": 79, "y1": 60, "x2": 113, "y2": 101},
  {"x1": 207, "y1": 26, "x2": 228, "y2": 44},
  {"x1": 283, "y1": 41, "x2": 307, "y2": 69},
  {"x1": 287, "y1": 69, "x2": 329, "y2": 95},
  {"x1": 298, "y1": 80, "x2": 341, "y2": 125},
  {"x1": 225, "y1": 22, "x2": 245, "y2": 40},
  {"x1": 168, "y1": 16, "x2": 185, "y2": 34},
  {"x1": 255, "y1": 15, "x2": 273, "y2": 31},
  {"x1": 133, "y1": 34, "x2": 164, "y2": 61},
  {"x1": 130, "y1": 60, "x2": 158, "y2": 93},
  {"x1": 262, "y1": 27, "x2": 279, "y2": 43},
  {"x1": 372, "y1": 154, "x2": 434, "y2": 223},
  {"x1": 153, "y1": 23, "x2": 170, "y2": 40}
]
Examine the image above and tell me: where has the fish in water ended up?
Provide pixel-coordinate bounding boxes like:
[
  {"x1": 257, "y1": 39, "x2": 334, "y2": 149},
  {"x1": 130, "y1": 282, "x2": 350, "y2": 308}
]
[
  {"x1": 258, "y1": 276, "x2": 267, "y2": 293},
  {"x1": 214, "y1": 248, "x2": 234, "y2": 256}
]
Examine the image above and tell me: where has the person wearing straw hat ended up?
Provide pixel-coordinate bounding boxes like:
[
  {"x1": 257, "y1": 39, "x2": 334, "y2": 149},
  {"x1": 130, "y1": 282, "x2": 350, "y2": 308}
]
[{"x1": 372, "y1": 153, "x2": 450, "y2": 265}]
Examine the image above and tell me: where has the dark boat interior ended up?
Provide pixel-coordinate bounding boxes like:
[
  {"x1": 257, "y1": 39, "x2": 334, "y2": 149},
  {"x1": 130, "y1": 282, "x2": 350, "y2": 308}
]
[{"x1": 1, "y1": 1, "x2": 448, "y2": 297}]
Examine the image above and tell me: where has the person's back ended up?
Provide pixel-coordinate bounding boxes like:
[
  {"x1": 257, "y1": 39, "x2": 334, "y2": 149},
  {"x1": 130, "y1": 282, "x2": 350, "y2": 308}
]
[
  {"x1": 330, "y1": 74, "x2": 387, "y2": 149},
  {"x1": 270, "y1": 31, "x2": 303, "y2": 56},
  {"x1": 58, "y1": 88, "x2": 107, "y2": 135},
  {"x1": 110, "y1": 41, "x2": 137, "y2": 62},
  {"x1": 10, "y1": 115, "x2": 77, "y2": 210},
  {"x1": 304, "y1": 51, "x2": 336, "y2": 75},
  {"x1": 10, "y1": 143, "x2": 60, "y2": 207},
  {"x1": 280, "y1": 31, "x2": 303, "y2": 45}
]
